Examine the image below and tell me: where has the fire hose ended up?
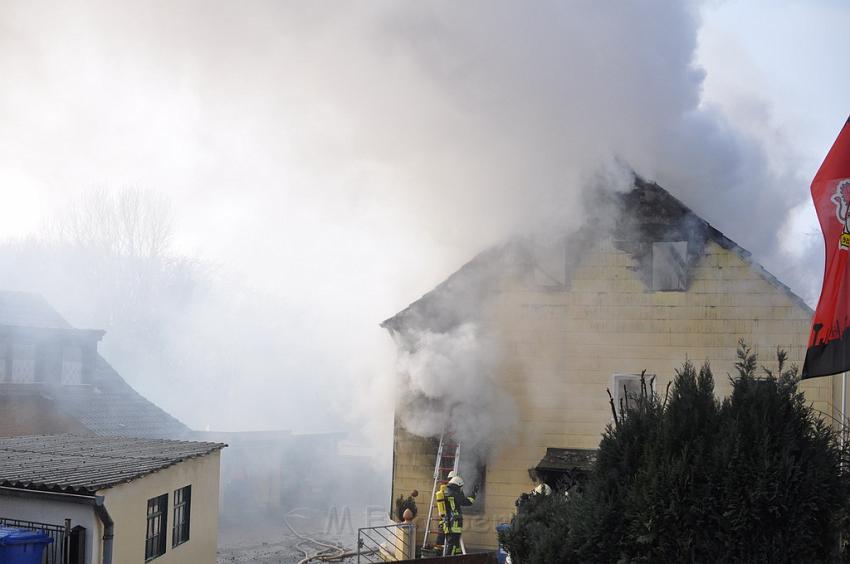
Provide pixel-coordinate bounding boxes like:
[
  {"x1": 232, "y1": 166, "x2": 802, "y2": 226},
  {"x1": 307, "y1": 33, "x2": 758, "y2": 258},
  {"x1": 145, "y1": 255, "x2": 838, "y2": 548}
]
[{"x1": 283, "y1": 515, "x2": 369, "y2": 564}]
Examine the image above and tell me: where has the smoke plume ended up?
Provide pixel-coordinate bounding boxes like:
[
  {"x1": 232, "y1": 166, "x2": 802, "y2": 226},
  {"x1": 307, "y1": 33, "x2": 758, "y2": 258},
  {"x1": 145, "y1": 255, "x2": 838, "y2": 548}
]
[
  {"x1": 394, "y1": 323, "x2": 517, "y2": 459},
  {"x1": 0, "y1": 0, "x2": 820, "y2": 485}
]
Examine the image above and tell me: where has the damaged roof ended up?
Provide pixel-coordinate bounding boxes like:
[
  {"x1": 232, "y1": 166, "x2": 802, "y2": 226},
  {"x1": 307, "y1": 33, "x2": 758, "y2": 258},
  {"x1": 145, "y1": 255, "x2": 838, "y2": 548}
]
[
  {"x1": 382, "y1": 178, "x2": 812, "y2": 331},
  {"x1": 0, "y1": 434, "x2": 225, "y2": 494}
]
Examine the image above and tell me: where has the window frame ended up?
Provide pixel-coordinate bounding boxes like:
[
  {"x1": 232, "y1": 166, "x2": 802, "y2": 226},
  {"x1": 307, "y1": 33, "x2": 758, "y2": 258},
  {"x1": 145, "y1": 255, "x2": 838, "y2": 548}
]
[
  {"x1": 611, "y1": 373, "x2": 656, "y2": 415},
  {"x1": 0, "y1": 339, "x2": 8, "y2": 383},
  {"x1": 10, "y1": 342, "x2": 35, "y2": 384},
  {"x1": 61, "y1": 345, "x2": 83, "y2": 385},
  {"x1": 172, "y1": 485, "x2": 192, "y2": 547},
  {"x1": 651, "y1": 240, "x2": 688, "y2": 291},
  {"x1": 461, "y1": 464, "x2": 487, "y2": 515},
  {"x1": 145, "y1": 493, "x2": 168, "y2": 561}
]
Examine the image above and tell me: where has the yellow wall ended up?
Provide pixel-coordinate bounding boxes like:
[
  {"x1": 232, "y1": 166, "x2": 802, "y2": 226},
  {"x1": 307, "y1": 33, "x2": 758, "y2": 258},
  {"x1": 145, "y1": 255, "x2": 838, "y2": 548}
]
[
  {"x1": 98, "y1": 451, "x2": 221, "y2": 564},
  {"x1": 392, "y1": 240, "x2": 836, "y2": 550}
]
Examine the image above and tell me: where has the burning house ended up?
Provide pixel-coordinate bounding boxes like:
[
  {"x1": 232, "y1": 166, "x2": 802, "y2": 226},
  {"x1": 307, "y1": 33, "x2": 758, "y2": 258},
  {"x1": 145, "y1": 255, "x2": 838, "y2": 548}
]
[{"x1": 382, "y1": 180, "x2": 836, "y2": 550}]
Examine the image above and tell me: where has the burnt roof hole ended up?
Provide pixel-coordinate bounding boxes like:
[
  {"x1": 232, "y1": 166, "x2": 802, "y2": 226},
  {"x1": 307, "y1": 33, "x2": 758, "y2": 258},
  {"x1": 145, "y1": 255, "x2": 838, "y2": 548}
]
[{"x1": 612, "y1": 181, "x2": 709, "y2": 291}]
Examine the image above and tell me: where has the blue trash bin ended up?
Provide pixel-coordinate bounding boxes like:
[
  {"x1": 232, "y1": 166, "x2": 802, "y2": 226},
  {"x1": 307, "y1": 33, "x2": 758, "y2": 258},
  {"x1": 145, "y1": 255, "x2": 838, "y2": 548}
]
[
  {"x1": 495, "y1": 523, "x2": 512, "y2": 564},
  {"x1": 0, "y1": 527, "x2": 54, "y2": 564}
]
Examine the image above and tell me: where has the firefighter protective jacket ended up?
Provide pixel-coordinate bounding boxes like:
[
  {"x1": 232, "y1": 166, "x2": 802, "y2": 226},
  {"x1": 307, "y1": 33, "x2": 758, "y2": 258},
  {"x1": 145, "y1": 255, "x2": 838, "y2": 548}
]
[{"x1": 444, "y1": 483, "x2": 475, "y2": 531}]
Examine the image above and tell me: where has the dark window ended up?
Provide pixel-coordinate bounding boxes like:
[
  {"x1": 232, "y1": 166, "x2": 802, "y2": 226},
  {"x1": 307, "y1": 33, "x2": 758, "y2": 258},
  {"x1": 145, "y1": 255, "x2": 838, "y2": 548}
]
[
  {"x1": 651, "y1": 241, "x2": 688, "y2": 291},
  {"x1": 172, "y1": 485, "x2": 191, "y2": 547},
  {"x1": 463, "y1": 464, "x2": 487, "y2": 515},
  {"x1": 145, "y1": 493, "x2": 168, "y2": 560}
]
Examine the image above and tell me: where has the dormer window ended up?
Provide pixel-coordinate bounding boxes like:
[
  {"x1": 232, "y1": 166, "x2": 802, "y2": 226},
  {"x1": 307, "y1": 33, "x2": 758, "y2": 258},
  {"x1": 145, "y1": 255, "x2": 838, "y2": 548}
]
[
  {"x1": 0, "y1": 341, "x2": 7, "y2": 383},
  {"x1": 651, "y1": 241, "x2": 688, "y2": 291},
  {"x1": 62, "y1": 346, "x2": 83, "y2": 385},
  {"x1": 11, "y1": 343, "x2": 35, "y2": 383}
]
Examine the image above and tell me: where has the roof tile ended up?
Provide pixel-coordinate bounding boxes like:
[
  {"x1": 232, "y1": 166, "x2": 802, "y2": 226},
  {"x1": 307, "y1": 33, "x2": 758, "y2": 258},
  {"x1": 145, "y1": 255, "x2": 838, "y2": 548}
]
[{"x1": 0, "y1": 434, "x2": 225, "y2": 494}]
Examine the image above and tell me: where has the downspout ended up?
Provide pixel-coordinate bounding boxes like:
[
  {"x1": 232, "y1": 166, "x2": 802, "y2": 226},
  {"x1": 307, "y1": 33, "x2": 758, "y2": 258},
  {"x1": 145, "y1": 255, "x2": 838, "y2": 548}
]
[{"x1": 93, "y1": 496, "x2": 114, "y2": 564}]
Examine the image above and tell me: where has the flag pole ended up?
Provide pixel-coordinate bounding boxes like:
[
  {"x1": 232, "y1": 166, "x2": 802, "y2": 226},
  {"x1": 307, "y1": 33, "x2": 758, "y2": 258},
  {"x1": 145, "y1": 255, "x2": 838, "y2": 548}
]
[{"x1": 843, "y1": 371, "x2": 847, "y2": 450}]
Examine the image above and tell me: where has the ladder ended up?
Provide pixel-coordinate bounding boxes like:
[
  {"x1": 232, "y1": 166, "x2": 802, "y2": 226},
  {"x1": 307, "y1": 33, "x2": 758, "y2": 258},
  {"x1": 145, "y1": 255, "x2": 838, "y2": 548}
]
[{"x1": 422, "y1": 433, "x2": 462, "y2": 553}]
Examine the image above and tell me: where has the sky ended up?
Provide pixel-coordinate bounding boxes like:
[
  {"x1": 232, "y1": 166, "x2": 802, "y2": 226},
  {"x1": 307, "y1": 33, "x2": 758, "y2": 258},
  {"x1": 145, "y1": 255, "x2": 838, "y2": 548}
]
[
  {"x1": 0, "y1": 0, "x2": 848, "y2": 439},
  {"x1": 697, "y1": 0, "x2": 850, "y2": 269}
]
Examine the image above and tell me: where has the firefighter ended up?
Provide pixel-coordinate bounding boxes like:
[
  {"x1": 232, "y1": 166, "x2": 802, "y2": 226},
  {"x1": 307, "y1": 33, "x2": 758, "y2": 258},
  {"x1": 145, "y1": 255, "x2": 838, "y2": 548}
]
[{"x1": 442, "y1": 475, "x2": 478, "y2": 556}]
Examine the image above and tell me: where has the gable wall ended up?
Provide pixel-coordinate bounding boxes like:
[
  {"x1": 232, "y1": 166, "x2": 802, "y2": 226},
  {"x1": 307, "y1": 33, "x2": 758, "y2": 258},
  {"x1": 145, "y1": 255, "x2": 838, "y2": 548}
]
[
  {"x1": 392, "y1": 239, "x2": 831, "y2": 550},
  {"x1": 99, "y1": 451, "x2": 221, "y2": 564}
]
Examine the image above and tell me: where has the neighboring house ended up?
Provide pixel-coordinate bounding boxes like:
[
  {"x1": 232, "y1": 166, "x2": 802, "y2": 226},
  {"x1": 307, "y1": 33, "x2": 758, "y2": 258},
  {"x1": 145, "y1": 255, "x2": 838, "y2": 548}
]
[
  {"x1": 0, "y1": 434, "x2": 225, "y2": 564},
  {"x1": 0, "y1": 291, "x2": 189, "y2": 438},
  {"x1": 382, "y1": 180, "x2": 838, "y2": 550}
]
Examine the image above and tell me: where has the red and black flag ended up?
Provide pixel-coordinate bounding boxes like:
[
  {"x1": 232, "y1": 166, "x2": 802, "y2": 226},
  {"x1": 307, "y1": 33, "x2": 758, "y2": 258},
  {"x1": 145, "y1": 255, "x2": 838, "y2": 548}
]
[{"x1": 803, "y1": 116, "x2": 850, "y2": 379}]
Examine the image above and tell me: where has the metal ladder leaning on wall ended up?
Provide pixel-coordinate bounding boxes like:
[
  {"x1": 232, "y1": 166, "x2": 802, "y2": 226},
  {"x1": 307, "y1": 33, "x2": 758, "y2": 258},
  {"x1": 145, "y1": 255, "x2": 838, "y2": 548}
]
[{"x1": 421, "y1": 433, "x2": 463, "y2": 554}]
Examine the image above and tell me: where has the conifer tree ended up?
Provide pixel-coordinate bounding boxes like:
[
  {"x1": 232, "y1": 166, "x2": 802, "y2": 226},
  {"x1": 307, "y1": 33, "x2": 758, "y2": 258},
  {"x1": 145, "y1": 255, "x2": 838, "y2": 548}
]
[{"x1": 500, "y1": 343, "x2": 850, "y2": 563}]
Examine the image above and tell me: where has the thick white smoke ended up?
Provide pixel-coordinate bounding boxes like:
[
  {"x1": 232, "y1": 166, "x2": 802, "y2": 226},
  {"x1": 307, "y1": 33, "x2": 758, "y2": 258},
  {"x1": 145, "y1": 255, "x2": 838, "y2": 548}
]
[
  {"x1": 0, "y1": 0, "x2": 819, "y2": 472},
  {"x1": 394, "y1": 323, "x2": 517, "y2": 459},
  {"x1": 368, "y1": 1, "x2": 816, "y2": 457}
]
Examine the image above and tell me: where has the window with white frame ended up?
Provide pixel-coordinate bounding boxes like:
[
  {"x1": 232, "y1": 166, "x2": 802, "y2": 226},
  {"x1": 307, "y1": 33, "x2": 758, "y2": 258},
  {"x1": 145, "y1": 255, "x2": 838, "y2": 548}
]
[
  {"x1": 0, "y1": 340, "x2": 7, "y2": 382},
  {"x1": 11, "y1": 343, "x2": 35, "y2": 383},
  {"x1": 651, "y1": 241, "x2": 688, "y2": 291},
  {"x1": 611, "y1": 373, "x2": 655, "y2": 414},
  {"x1": 61, "y1": 346, "x2": 83, "y2": 385}
]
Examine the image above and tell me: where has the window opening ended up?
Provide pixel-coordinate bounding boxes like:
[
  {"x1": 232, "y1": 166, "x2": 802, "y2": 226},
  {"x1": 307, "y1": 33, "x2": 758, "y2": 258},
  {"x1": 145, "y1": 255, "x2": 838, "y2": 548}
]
[{"x1": 145, "y1": 493, "x2": 168, "y2": 560}]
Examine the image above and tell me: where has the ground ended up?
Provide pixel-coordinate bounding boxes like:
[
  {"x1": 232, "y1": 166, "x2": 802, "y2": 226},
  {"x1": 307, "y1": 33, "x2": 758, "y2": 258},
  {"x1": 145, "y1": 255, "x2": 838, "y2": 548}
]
[{"x1": 217, "y1": 507, "x2": 366, "y2": 564}]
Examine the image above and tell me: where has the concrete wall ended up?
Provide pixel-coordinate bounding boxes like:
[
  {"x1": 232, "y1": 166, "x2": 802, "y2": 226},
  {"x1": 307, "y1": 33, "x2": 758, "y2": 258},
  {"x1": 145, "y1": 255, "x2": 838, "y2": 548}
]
[
  {"x1": 392, "y1": 239, "x2": 836, "y2": 550},
  {"x1": 99, "y1": 451, "x2": 221, "y2": 564},
  {"x1": 0, "y1": 494, "x2": 100, "y2": 563}
]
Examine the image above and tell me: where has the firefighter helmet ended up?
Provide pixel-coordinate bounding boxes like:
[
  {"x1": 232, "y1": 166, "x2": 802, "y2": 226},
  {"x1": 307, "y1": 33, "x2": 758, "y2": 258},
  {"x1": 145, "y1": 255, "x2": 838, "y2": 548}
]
[
  {"x1": 448, "y1": 475, "x2": 464, "y2": 487},
  {"x1": 533, "y1": 483, "x2": 552, "y2": 496}
]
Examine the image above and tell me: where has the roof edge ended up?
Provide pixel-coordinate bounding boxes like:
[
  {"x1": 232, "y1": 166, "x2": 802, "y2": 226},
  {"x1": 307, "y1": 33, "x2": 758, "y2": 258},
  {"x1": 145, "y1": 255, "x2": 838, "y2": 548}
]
[
  {"x1": 634, "y1": 181, "x2": 813, "y2": 316},
  {"x1": 381, "y1": 181, "x2": 815, "y2": 329}
]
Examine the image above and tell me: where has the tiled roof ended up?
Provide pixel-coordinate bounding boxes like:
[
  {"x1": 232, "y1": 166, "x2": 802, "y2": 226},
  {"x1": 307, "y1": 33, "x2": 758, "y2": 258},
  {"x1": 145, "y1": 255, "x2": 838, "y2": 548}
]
[
  {"x1": 48, "y1": 357, "x2": 191, "y2": 439},
  {"x1": 0, "y1": 291, "x2": 191, "y2": 439},
  {"x1": 534, "y1": 448, "x2": 597, "y2": 472},
  {"x1": 0, "y1": 434, "x2": 225, "y2": 494},
  {"x1": 0, "y1": 292, "x2": 71, "y2": 329}
]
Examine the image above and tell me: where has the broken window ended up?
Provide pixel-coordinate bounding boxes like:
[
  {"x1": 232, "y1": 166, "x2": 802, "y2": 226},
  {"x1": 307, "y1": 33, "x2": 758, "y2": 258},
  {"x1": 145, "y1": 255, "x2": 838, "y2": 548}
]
[
  {"x1": 464, "y1": 465, "x2": 486, "y2": 515},
  {"x1": 611, "y1": 373, "x2": 655, "y2": 414},
  {"x1": 651, "y1": 241, "x2": 688, "y2": 291},
  {"x1": 61, "y1": 346, "x2": 83, "y2": 385}
]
